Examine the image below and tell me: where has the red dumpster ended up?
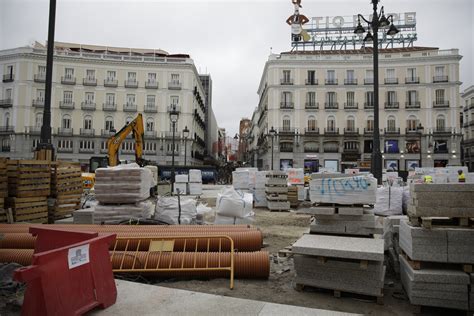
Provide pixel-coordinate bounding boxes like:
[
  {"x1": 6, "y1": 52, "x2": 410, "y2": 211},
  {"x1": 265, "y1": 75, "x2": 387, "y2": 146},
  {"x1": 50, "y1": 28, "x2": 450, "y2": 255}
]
[{"x1": 14, "y1": 227, "x2": 117, "y2": 316}]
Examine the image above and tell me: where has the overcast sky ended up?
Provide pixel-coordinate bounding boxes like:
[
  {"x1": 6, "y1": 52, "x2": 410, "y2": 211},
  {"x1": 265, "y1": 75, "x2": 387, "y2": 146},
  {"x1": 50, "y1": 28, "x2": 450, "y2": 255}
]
[{"x1": 1, "y1": 0, "x2": 473, "y2": 136}]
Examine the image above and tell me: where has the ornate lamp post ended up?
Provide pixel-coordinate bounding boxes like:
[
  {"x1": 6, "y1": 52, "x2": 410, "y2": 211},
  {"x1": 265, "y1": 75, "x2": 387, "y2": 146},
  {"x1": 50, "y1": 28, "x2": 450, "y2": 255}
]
[
  {"x1": 269, "y1": 126, "x2": 277, "y2": 170},
  {"x1": 183, "y1": 125, "x2": 189, "y2": 166},
  {"x1": 354, "y1": 0, "x2": 399, "y2": 184},
  {"x1": 169, "y1": 104, "x2": 179, "y2": 194}
]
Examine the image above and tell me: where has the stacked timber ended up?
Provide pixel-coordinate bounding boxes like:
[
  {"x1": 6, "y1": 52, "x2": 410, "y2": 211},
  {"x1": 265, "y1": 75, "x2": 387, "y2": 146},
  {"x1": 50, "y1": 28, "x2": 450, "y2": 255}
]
[
  {"x1": 0, "y1": 158, "x2": 7, "y2": 222},
  {"x1": 6, "y1": 160, "x2": 51, "y2": 223},
  {"x1": 287, "y1": 186, "x2": 299, "y2": 208},
  {"x1": 265, "y1": 171, "x2": 290, "y2": 211},
  {"x1": 253, "y1": 171, "x2": 267, "y2": 208},
  {"x1": 49, "y1": 162, "x2": 83, "y2": 221},
  {"x1": 399, "y1": 183, "x2": 474, "y2": 311}
]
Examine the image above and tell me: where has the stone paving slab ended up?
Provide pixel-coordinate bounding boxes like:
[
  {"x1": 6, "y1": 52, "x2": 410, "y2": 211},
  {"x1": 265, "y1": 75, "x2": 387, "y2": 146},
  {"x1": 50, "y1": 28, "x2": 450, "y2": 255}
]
[
  {"x1": 298, "y1": 207, "x2": 336, "y2": 215},
  {"x1": 292, "y1": 234, "x2": 384, "y2": 261},
  {"x1": 446, "y1": 228, "x2": 474, "y2": 264},
  {"x1": 337, "y1": 207, "x2": 365, "y2": 216},
  {"x1": 294, "y1": 255, "x2": 384, "y2": 273},
  {"x1": 399, "y1": 220, "x2": 448, "y2": 262},
  {"x1": 311, "y1": 214, "x2": 375, "y2": 222},
  {"x1": 410, "y1": 183, "x2": 474, "y2": 192},
  {"x1": 407, "y1": 205, "x2": 474, "y2": 218}
]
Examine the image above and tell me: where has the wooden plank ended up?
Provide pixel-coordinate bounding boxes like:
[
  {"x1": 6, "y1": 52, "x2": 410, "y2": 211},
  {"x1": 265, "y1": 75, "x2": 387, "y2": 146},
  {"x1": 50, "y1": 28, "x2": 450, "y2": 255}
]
[
  {"x1": 15, "y1": 184, "x2": 51, "y2": 191},
  {"x1": 15, "y1": 206, "x2": 48, "y2": 215},
  {"x1": 7, "y1": 196, "x2": 48, "y2": 203},
  {"x1": 11, "y1": 190, "x2": 50, "y2": 198}
]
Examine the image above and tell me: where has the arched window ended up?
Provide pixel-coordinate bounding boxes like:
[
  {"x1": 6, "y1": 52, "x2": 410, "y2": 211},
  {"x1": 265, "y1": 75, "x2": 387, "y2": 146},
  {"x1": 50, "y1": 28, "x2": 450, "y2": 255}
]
[
  {"x1": 366, "y1": 115, "x2": 374, "y2": 132},
  {"x1": 307, "y1": 115, "x2": 317, "y2": 131},
  {"x1": 146, "y1": 118, "x2": 154, "y2": 132},
  {"x1": 35, "y1": 113, "x2": 43, "y2": 127},
  {"x1": 387, "y1": 115, "x2": 396, "y2": 132},
  {"x1": 327, "y1": 115, "x2": 336, "y2": 132},
  {"x1": 62, "y1": 114, "x2": 71, "y2": 129},
  {"x1": 436, "y1": 114, "x2": 446, "y2": 131},
  {"x1": 282, "y1": 115, "x2": 291, "y2": 131},
  {"x1": 346, "y1": 115, "x2": 355, "y2": 131},
  {"x1": 105, "y1": 116, "x2": 114, "y2": 131},
  {"x1": 84, "y1": 115, "x2": 93, "y2": 130},
  {"x1": 406, "y1": 115, "x2": 418, "y2": 131}
]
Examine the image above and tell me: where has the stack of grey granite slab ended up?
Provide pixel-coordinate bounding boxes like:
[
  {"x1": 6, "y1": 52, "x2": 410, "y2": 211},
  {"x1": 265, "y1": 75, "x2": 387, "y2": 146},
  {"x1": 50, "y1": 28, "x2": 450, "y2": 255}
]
[
  {"x1": 292, "y1": 234, "x2": 385, "y2": 299},
  {"x1": 383, "y1": 215, "x2": 408, "y2": 276},
  {"x1": 400, "y1": 254, "x2": 470, "y2": 310}
]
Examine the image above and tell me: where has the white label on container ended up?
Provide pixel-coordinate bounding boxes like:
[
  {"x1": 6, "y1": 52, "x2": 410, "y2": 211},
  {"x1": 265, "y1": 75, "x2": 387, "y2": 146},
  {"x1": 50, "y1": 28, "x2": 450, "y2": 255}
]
[{"x1": 68, "y1": 244, "x2": 90, "y2": 269}]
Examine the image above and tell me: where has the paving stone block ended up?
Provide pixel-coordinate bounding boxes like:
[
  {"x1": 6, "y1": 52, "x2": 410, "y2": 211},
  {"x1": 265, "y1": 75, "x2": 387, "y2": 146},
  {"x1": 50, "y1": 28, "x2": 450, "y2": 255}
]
[
  {"x1": 410, "y1": 183, "x2": 474, "y2": 193},
  {"x1": 337, "y1": 207, "x2": 365, "y2": 216},
  {"x1": 299, "y1": 207, "x2": 336, "y2": 215}
]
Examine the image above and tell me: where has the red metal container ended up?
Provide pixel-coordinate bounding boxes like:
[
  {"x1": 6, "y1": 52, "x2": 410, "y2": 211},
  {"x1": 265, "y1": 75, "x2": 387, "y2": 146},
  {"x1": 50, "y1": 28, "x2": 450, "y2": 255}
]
[{"x1": 14, "y1": 227, "x2": 117, "y2": 316}]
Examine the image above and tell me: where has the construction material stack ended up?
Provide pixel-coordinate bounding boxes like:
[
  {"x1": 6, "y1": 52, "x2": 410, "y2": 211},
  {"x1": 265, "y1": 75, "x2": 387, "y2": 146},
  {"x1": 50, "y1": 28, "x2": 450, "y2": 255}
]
[
  {"x1": 174, "y1": 174, "x2": 189, "y2": 195},
  {"x1": 0, "y1": 158, "x2": 7, "y2": 222},
  {"x1": 6, "y1": 160, "x2": 51, "y2": 223},
  {"x1": 399, "y1": 183, "x2": 474, "y2": 311},
  {"x1": 287, "y1": 168, "x2": 305, "y2": 207},
  {"x1": 49, "y1": 162, "x2": 83, "y2": 221},
  {"x1": 90, "y1": 163, "x2": 154, "y2": 223},
  {"x1": 253, "y1": 171, "x2": 267, "y2": 208},
  {"x1": 265, "y1": 171, "x2": 290, "y2": 211},
  {"x1": 188, "y1": 169, "x2": 203, "y2": 195}
]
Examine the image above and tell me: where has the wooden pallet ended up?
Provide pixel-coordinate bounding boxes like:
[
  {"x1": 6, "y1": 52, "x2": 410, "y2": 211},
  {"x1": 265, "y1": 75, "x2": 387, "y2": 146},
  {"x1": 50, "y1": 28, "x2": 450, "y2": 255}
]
[
  {"x1": 6, "y1": 196, "x2": 48, "y2": 223},
  {"x1": 294, "y1": 283, "x2": 384, "y2": 304},
  {"x1": 49, "y1": 194, "x2": 82, "y2": 221},
  {"x1": 7, "y1": 160, "x2": 51, "y2": 198},
  {"x1": 408, "y1": 216, "x2": 473, "y2": 229},
  {"x1": 0, "y1": 158, "x2": 8, "y2": 198},
  {"x1": 400, "y1": 250, "x2": 472, "y2": 273},
  {"x1": 51, "y1": 162, "x2": 83, "y2": 196},
  {"x1": 0, "y1": 197, "x2": 6, "y2": 223}
]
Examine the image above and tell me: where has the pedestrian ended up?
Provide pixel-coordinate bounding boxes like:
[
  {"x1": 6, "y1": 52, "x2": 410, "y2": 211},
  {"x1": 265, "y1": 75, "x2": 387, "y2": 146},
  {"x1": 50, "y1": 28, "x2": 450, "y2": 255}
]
[{"x1": 458, "y1": 170, "x2": 466, "y2": 183}]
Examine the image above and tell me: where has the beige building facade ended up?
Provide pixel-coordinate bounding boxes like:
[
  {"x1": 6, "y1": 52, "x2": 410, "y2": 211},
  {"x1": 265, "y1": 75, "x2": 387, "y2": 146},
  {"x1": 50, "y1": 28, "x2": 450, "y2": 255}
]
[
  {"x1": 248, "y1": 47, "x2": 462, "y2": 172},
  {"x1": 0, "y1": 42, "x2": 210, "y2": 168},
  {"x1": 462, "y1": 85, "x2": 474, "y2": 171}
]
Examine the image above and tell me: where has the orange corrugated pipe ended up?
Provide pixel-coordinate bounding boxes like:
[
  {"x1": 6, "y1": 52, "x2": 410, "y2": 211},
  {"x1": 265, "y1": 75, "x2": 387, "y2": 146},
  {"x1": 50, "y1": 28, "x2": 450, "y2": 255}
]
[
  {"x1": 0, "y1": 249, "x2": 269, "y2": 279},
  {"x1": 0, "y1": 231, "x2": 263, "y2": 252}
]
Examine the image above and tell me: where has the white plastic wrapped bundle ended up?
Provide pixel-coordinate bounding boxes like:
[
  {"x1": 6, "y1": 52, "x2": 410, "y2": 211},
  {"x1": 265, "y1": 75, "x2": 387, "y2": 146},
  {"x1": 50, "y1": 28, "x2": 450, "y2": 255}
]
[
  {"x1": 433, "y1": 174, "x2": 448, "y2": 184},
  {"x1": 309, "y1": 175, "x2": 377, "y2": 205},
  {"x1": 174, "y1": 183, "x2": 188, "y2": 195},
  {"x1": 93, "y1": 201, "x2": 154, "y2": 223},
  {"x1": 235, "y1": 168, "x2": 257, "y2": 189},
  {"x1": 216, "y1": 186, "x2": 253, "y2": 218},
  {"x1": 287, "y1": 168, "x2": 304, "y2": 185},
  {"x1": 253, "y1": 188, "x2": 267, "y2": 207},
  {"x1": 175, "y1": 174, "x2": 189, "y2": 183},
  {"x1": 467, "y1": 173, "x2": 474, "y2": 183},
  {"x1": 214, "y1": 212, "x2": 255, "y2": 225},
  {"x1": 232, "y1": 170, "x2": 249, "y2": 189},
  {"x1": 94, "y1": 163, "x2": 153, "y2": 203},
  {"x1": 373, "y1": 186, "x2": 403, "y2": 216},
  {"x1": 297, "y1": 185, "x2": 306, "y2": 201},
  {"x1": 402, "y1": 186, "x2": 410, "y2": 213},
  {"x1": 189, "y1": 182, "x2": 202, "y2": 195},
  {"x1": 189, "y1": 169, "x2": 202, "y2": 183},
  {"x1": 255, "y1": 171, "x2": 268, "y2": 189},
  {"x1": 155, "y1": 196, "x2": 197, "y2": 225}
]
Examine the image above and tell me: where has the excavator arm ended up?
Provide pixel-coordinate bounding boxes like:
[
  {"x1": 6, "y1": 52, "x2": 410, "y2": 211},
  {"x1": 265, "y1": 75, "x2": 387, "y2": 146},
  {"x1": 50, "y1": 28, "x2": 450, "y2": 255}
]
[{"x1": 107, "y1": 114, "x2": 145, "y2": 167}]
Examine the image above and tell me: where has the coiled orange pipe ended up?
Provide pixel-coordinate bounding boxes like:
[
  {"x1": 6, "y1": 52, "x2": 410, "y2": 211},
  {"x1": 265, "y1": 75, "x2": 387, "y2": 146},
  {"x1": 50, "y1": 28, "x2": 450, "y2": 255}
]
[
  {"x1": 0, "y1": 231, "x2": 263, "y2": 252},
  {"x1": 0, "y1": 249, "x2": 270, "y2": 279}
]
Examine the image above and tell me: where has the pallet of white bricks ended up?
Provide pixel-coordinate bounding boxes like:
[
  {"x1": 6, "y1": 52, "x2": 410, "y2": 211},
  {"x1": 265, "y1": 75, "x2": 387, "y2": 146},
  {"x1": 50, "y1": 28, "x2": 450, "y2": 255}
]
[
  {"x1": 265, "y1": 171, "x2": 290, "y2": 211},
  {"x1": 0, "y1": 158, "x2": 7, "y2": 223},
  {"x1": 399, "y1": 182, "x2": 474, "y2": 311},
  {"x1": 6, "y1": 160, "x2": 51, "y2": 223},
  {"x1": 50, "y1": 161, "x2": 83, "y2": 221}
]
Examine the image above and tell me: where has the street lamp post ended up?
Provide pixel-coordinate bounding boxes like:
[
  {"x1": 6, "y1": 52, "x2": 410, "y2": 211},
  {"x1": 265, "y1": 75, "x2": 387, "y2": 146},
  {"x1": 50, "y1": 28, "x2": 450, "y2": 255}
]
[
  {"x1": 417, "y1": 123, "x2": 424, "y2": 168},
  {"x1": 169, "y1": 105, "x2": 179, "y2": 194},
  {"x1": 183, "y1": 126, "x2": 189, "y2": 166},
  {"x1": 354, "y1": 0, "x2": 399, "y2": 184},
  {"x1": 269, "y1": 126, "x2": 277, "y2": 170}
]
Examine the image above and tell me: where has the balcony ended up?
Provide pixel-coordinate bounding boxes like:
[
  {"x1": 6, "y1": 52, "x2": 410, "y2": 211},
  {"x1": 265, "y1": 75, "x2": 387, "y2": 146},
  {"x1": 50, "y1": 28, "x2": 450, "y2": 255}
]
[
  {"x1": 168, "y1": 81, "x2": 182, "y2": 90},
  {"x1": 304, "y1": 147, "x2": 319, "y2": 153},
  {"x1": 57, "y1": 147, "x2": 73, "y2": 153},
  {"x1": 405, "y1": 77, "x2": 420, "y2": 84},
  {"x1": 433, "y1": 101, "x2": 449, "y2": 108},
  {"x1": 280, "y1": 102, "x2": 294, "y2": 109},
  {"x1": 81, "y1": 102, "x2": 96, "y2": 110},
  {"x1": 25, "y1": 126, "x2": 41, "y2": 135},
  {"x1": 80, "y1": 128, "x2": 95, "y2": 137},
  {"x1": 305, "y1": 102, "x2": 319, "y2": 110},
  {"x1": 364, "y1": 102, "x2": 374, "y2": 109},
  {"x1": 469, "y1": 120, "x2": 474, "y2": 127},
  {"x1": 32, "y1": 99, "x2": 44, "y2": 108},
  {"x1": 164, "y1": 131, "x2": 181, "y2": 138},
  {"x1": 304, "y1": 127, "x2": 319, "y2": 135},
  {"x1": 433, "y1": 76, "x2": 448, "y2": 83},
  {"x1": 384, "y1": 128, "x2": 400, "y2": 135},
  {"x1": 145, "y1": 80, "x2": 158, "y2": 89},
  {"x1": 343, "y1": 148, "x2": 360, "y2": 154},
  {"x1": 325, "y1": 79, "x2": 338, "y2": 85},
  {"x1": 405, "y1": 128, "x2": 421, "y2": 135},
  {"x1": 104, "y1": 78, "x2": 118, "y2": 87},
  {"x1": 79, "y1": 147, "x2": 95, "y2": 153},
  {"x1": 384, "y1": 78, "x2": 398, "y2": 84},
  {"x1": 305, "y1": 79, "x2": 318, "y2": 85},
  {"x1": 0, "y1": 126, "x2": 14, "y2": 134},
  {"x1": 433, "y1": 127, "x2": 452, "y2": 135},
  {"x1": 123, "y1": 103, "x2": 137, "y2": 112},
  {"x1": 167, "y1": 105, "x2": 181, "y2": 112},
  {"x1": 2, "y1": 74, "x2": 14, "y2": 82},
  {"x1": 57, "y1": 128, "x2": 73, "y2": 136},
  {"x1": 59, "y1": 101, "x2": 75, "y2": 109},
  {"x1": 0, "y1": 99, "x2": 13, "y2": 108},
  {"x1": 469, "y1": 102, "x2": 474, "y2": 110},
  {"x1": 344, "y1": 102, "x2": 358, "y2": 110},
  {"x1": 324, "y1": 128, "x2": 339, "y2": 135},
  {"x1": 144, "y1": 130, "x2": 157, "y2": 138},
  {"x1": 61, "y1": 76, "x2": 76, "y2": 85},
  {"x1": 344, "y1": 128, "x2": 359, "y2": 135},
  {"x1": 280, "y1": 144, "x2": 294, "y2": 153},
  {"x1": 144, "y1": 105, "x2": 157, "y2": 113},
  {"x1": 34, "y1": 74, "x2": 46, "y2": 83},
  {"x1": 364, "y1": 78, "x2": 374, "y2": 85},
  {"x1": 278, "y1": 127, "x2": 296, "y2": 135},
  {"x1": 102, "y1": 103, "x2": 117, "y2": 111},
  {"x1": 101, "y1": 129, "x2": 115, "y2": 137},
  {"x1": 385, "y1": 102, "x2": 400, "y2": 109},
  {"x1": 166, "y1": 150, "x2": 180, "y2": 156},
  {"x1": 406, "y1": 102, "x2": 421, "y2": 109},
  {"x1": 124, "y1": 79, "x2": 138, "y2": 88},
  {"x1": 344, "y1": 79, "x2": 358, "y2": 85},
  {"x1": 363, "y1": 128, "x2": 373, "y2": 135},
  {"x1": 280, "y1": 79, "x2": 293, "y2": 85},
  {"x1": 324, "y1": 102, "x2": 338, "y2": 110},
  {"x1": 83, "y1": 77, "x2": 97, "y2": 86}
]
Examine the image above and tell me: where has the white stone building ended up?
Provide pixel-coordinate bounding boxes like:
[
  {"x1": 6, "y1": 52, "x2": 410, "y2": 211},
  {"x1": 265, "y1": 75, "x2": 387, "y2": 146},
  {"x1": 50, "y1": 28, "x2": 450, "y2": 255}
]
[
  {"x1": 248, "y1": 47, "x2": 463, "y2": 172},
  {"x1": 0, "y1": 42, "x2": 211, "y2": 168},
  {"x1": 462, "y1": 85, "x2": 474, "y2": 171}
]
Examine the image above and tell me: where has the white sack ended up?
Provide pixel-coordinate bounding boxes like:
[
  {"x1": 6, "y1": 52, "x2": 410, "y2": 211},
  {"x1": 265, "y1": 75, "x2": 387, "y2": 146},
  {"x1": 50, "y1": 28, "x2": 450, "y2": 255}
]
[
  {"x1": 155, "y1": 196, "x2": 197, "y2": 225},
  {"x1": 216, "y1": 186, "x2": 253, "y2": 218}
]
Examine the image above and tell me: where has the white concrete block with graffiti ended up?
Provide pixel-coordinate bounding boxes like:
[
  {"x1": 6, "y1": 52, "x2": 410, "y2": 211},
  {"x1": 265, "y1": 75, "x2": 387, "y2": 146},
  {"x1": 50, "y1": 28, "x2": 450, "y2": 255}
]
[{"x1": 309, "y1": 175, "x2": 377, "y2": 205}]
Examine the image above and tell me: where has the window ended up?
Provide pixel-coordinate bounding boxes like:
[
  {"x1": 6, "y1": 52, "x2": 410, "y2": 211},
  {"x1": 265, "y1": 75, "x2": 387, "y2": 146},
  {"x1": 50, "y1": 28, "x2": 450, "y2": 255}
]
[
  {"x1": 326, "y1": 92, "x2": 337, "y2": 105},
  {"x1": 307, "y1": 92, "x2": 316, "y2": 106},
  {"x1": 105, "y1": 116, "x2": 114, "y2": 131},
  {"x1": 387, "y1": 116, "x2": 396, "y2": 131},
  {"x1": 406, "y1": 115, "x2": 418, "y2": 131},
  {"x1": 366, "y1": 70, "x2": 373, "y2": 79},
  {"x1": 435, "y1": 66, "x2": 445, "y2": 77},
  {"x1": 307, "y1": 70, "x2": 316, "y2": 84},
  {"x1": 85, "y1": 92, "x2": 94, "y2": 103},
  {"x1": 38, "y1": 65, "x2": 46, "y2": 75},
  {"x1": 4, "y1": 113, "x2": 10, "y2": 126},
  {"x1": 146, "y1": 118, "x2": 154, "y2": 132},
  {"x1": 86, "y1": 69, "x2": 95, "y2": 79},
  {"x1": 65, "y1": 68, "x2": 74, "y2": 78},
  {"x1": 346, "y1": 91, "x2": 355, "y2": 106},
  {"x1": 36, "y1": 89, "x2": 45, "y2": 101},
  {"x1": 35, "y1": 113, "x2": 43, "y2": 127},
  {"x1": 80, "y1": 140, "x2": 94, "y2": 150},
  {"x1": 127, "y1": 72, "x2": 137, "y2": 80},
  {"x1": 148, "y1": 73, "x2": 156, "y2": 81},
  {"x1": 145, "y1": 142, "x2": 157, "y2": 152},
  {"x1": 146, "y1": 95, "x2": 155, "y2": 106},
  {"x1": 407, "y1": 68, "x2": 416, "y2": 79},
  {"x1": 57, "y1": 140, "x2": 73, "y2": 150},
  {"x1": 5, "y1": 88, "x2": 12, "y2": 100},
  {"x1": 171, "y1": 96, "x2": 179, "y2": 105},
  {"x1": 106, "y1": 93, "x2": 115, "y2": 104},
  {"x1": 366, "y1": 116, "x2": 374, "y2": 131},
  {"x1": 6, "y1": 65, "x2": 13, "y2": 75},
  {"x1": 326, "y1": 70, "x2": 336, "y2": 83},
  {"x1": 387, "y1": 91, "x2": 397, "y2": 104},
  {"x1": 282, "y1": 91, "x2": 292, "y2": 106},
  {"x1": 62, "y1": 114, "x2": 71, "y2": 129},
  {"x1": 171, "y1": 74, "x2": 180, "y2": 83},
  {"x1": 366, "y1": 91, "x2": 374, "y2": 106},
  {"x1": 327, "y1": 116, "x2": 336, "y2": 131},
  {"x1": 346, "y1": 70, "x2": 355, "y2": 83},
  {"x1": 32, "y1": 139, "x2": 40, "y2": 149},
  {"x1": 169, "y1": 121, "x2": 178, "y2": 133},
  {"x1": 386, "y1": 69, "x2": 395, "y2": 78},
  {"x1": 435, "y1": 89, "x2": 445, "y2": 103},
  {"x1": 436, "y1": 115, "x2": 446, "y2": 131},
  {"x1": 167, "y1": 143, "x2": 179, "y2": 152},
  {"x1": 63, "y1": 91, "x2": 73, "y2": 103},
  {"x1": 84, "y1": 116, "x2": 92, "y2": 130},
  {"x1": 307, "y1": 116, "x2": 317, "y2": 131},
  {"x1": 282, "y1": 116, "x2": 291, "y2": 131},
  {"x1": 107, "y1": 71, "x2": 116, "y2": 80},
  {"x1": 282, "y1": 70, "x2": 291, "y2": 83},
  {"x1": 344, "y1": 141, "x2": 359, "y2": 150},
  {"x1": 126, "y1": 94, "x2": 136, "y2": 105},
  {"x1": 346, "y1": 116, "x2": 355, "y2": 131},
  {"x1": 407, "y1": 91, "x2": 417, "y2": 105}
]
